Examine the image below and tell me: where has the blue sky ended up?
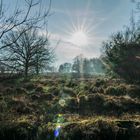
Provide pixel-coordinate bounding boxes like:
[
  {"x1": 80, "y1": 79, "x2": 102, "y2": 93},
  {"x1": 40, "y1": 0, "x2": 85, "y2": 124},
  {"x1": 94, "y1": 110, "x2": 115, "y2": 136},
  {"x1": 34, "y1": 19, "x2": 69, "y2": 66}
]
[
  {"x1": 47, "y1": 0, "x2": 135, "y2": 66},
  {"x1": 4, "y1": 0, "x2": 135, "y2": 66}
]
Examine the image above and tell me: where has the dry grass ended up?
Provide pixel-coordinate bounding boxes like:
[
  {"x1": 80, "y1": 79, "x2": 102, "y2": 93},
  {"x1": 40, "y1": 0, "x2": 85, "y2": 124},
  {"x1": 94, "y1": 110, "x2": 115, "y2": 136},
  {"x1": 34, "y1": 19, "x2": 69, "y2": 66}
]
[{"x1": 0, "y1": 76, "x2": 140, "y2": 139}]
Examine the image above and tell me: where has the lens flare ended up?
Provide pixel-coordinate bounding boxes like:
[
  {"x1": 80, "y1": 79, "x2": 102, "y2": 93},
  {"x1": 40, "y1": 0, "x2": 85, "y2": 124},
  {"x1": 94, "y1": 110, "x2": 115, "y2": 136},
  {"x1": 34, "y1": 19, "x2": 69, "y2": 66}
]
[
  {"x1": 54, "y1": 114, "x2": 64, "y2": 138},
  {"x1": 59, "y1": 99, "x2": 66, "y2": 107},
  {"x1": 54, "y1": 125, "x2": 61, "y2": 138}
]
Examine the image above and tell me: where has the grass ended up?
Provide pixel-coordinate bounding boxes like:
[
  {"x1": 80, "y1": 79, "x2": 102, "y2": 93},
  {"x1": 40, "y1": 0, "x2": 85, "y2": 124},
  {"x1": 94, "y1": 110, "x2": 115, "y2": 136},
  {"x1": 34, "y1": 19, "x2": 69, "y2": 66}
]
[{"x1": 0, "y1": 75, "x2": 140, "y2": 139}]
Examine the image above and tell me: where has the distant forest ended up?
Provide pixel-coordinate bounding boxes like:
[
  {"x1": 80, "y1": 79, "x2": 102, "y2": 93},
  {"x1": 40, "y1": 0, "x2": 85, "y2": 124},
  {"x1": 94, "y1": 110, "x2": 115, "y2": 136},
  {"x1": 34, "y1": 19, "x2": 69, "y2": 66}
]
[{"x1": 59, "y1": 55, "x2": 106, "y2": 75}]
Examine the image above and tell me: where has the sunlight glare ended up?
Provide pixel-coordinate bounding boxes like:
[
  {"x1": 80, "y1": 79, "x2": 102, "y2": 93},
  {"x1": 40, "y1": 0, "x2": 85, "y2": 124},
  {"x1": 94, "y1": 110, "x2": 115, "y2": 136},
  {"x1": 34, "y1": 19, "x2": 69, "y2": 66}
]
[{"x1": 70, "y1": 30, "x2": 88, "y2": 46}]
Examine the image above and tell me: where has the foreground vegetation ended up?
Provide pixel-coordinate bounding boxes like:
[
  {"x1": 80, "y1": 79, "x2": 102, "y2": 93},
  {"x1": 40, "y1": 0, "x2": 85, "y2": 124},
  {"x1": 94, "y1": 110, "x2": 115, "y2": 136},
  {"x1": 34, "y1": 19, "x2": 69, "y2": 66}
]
[
  {"x1": 0, "y1": 75, "x2": 140, "y2": 140},
  {"x1": 0, "y1": 0, "x2": 140, "y2": 140}
]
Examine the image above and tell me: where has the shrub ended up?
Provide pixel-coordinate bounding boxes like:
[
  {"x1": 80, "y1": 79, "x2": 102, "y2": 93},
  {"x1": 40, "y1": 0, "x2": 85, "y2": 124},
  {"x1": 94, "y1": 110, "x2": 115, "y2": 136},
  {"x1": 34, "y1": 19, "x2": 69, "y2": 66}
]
[
  {"x1": 79, "y1": 93, "x2": 106, "y2": 114},
  {"x1": 105, "y1": 85, "x2": 126, "y2": 96},
  {"x1": 94, "y1": 79, "x2": 106, "y2": 87},
  {"x1": 15, "y1": 88, "x2": 27, "y2": 94},
  {"x1": 3, "y1": 87, "x2": 15, "y2": 95},
  {"x1": 65, "y1": 80, "x2": 78, "y2": 87},
  {"x1": 102, "y1": 26, "x2": 140, "y2": 83},
  {"x1": 48, "y1": 86, "x2": 60, "y2": 96},
  {"x1": 63, "y1": 87, "x2": 76, "y2": 97},
  {"x1": 23, "y1": 83, "x2": 36, "y2": 91},
  {"x1": 127, "y1": 85, "x2": 140, "y2": 98},
  {"x1": 35, "y1": 86, "x2": 44, "y2": 92}
]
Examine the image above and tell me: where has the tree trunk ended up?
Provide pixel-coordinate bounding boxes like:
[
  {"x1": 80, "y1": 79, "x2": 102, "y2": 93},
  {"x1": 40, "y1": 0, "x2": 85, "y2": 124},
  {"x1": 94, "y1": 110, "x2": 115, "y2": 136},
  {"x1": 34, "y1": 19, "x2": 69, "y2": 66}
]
[
  {"x1": 36, "y1": 65, "x2": 39, "y2": 75},
  {"x1": 25, "y1": 63, "x2": 28, "y2": 78}
]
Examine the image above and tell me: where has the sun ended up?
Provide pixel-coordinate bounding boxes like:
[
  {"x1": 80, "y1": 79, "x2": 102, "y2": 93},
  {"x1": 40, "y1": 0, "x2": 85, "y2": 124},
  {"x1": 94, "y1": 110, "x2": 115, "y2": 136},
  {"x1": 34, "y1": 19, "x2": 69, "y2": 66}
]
[
  {"x1": 65, "y1": 21, "x2": 92, "y2": 47},
  {"x1": 70, "y1": 30, "x2": 88, "y2": 46}
]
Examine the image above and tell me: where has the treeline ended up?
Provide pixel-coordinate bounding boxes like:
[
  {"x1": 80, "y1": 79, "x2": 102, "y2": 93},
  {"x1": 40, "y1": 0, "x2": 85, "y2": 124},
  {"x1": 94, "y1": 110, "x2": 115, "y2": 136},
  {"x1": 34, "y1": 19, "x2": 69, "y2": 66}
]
[{"x1": 59, "y1": 54, "x2": 106, "y2": 75}]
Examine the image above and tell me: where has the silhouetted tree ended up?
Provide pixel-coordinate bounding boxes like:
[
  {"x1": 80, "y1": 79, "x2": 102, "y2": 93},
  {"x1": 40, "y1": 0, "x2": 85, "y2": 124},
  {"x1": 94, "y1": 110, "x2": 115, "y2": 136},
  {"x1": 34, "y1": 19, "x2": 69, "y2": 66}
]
[
  {"x1": 2, "y1": 27, "x2": 54, "y2": 77},
  {"x1": 72, "y1": 55, "x2": 106, "y2": 75},
  {"x1": 102, "y1": 23, "x2": 140, "y2": 82},
  {"x1": 72, "y1": 54, "x2": 84, "y2": 74},
  {"x1": 0, "y1": 0, "x2": 51, "y2": 50},
  {"x1": 59, "y1": 63, "x2": 72, "y2": 73}
]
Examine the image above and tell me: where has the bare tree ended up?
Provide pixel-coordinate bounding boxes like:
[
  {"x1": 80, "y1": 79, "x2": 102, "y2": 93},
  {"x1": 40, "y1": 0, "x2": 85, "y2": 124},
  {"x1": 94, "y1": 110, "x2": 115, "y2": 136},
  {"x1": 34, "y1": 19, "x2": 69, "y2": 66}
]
[
  {"x1": 2, "y1": 27, "x2": 54, "y2": 77},
  {"x1": 33, "y1": 41, "x2": 55, "y2": 75},
  {"x1": 0, "y1": 0, "x2": 51, "y2": 50}
]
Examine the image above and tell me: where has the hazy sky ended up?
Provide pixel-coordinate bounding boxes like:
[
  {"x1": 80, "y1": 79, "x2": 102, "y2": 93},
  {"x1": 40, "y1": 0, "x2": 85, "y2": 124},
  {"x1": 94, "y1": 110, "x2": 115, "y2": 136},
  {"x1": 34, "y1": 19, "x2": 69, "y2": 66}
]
[
  {"x1": 4, "y1": 0, "x2": 135, "y2": 66},
  {"x1": 47, "y1": 0, "x2": 135, "y2": 66}
]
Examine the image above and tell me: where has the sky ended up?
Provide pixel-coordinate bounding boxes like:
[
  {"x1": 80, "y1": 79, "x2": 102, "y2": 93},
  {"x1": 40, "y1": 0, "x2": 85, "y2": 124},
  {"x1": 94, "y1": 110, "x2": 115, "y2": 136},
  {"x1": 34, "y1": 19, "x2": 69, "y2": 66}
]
[
  {"x1": 3, "y1": 0, "x2": 136, "y2": 67},
  {"x1": 47, "y1": 0, "x2": 135, "y2": 66}
]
